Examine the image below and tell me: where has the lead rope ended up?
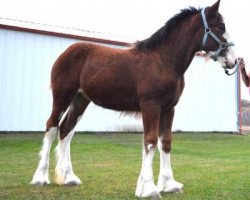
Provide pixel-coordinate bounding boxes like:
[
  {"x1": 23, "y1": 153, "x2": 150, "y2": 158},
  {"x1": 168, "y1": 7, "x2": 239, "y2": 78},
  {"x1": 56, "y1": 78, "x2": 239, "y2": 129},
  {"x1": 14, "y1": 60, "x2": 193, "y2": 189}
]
[{"x1": 224, "y1": 58, "x2": 241, "y2": 76}]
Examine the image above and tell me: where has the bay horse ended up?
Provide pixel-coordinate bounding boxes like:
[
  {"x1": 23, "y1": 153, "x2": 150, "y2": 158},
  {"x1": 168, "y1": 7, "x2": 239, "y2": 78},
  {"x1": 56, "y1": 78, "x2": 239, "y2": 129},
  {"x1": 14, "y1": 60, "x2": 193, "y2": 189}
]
[{"x1": 31, "y1": 0, "x2": 238, "y2": 198}]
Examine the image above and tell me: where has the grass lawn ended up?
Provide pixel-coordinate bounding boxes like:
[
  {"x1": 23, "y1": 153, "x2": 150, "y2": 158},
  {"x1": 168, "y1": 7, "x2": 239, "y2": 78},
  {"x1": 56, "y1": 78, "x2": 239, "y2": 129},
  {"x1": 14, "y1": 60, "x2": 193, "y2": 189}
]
[{"x1": 0, "y1": 132, "x2": 249, "y2": 200}]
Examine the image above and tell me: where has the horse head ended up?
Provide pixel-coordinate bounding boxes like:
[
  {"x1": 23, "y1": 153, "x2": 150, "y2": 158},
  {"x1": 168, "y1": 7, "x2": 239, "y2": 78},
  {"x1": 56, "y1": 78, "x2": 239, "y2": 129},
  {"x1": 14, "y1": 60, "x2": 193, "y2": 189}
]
[{"x1": 200, "y1": 0, "x2": 238, "y2": 73}]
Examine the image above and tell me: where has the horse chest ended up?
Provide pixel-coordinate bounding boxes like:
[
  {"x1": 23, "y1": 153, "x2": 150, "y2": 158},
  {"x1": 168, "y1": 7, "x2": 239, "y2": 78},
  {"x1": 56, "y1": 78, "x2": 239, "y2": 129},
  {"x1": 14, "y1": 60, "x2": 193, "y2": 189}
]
[
  {"x1": 163, "y1": 81, "x2": 184, "y2": 108},
  {"x1": 139, "y1": 77, "x2": 184, "y2": 108}
]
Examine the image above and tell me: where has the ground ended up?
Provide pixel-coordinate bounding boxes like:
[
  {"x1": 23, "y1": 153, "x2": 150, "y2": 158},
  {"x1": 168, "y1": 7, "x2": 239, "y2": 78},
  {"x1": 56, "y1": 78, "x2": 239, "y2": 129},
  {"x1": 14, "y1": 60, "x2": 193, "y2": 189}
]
[{"x1": 0, "y1": 132, "x2": 249, "y2": 200}]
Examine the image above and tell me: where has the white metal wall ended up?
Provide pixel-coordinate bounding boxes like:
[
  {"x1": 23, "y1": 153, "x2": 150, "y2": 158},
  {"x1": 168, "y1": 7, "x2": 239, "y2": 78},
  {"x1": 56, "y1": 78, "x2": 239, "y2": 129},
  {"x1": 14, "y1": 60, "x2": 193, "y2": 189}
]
[
  {"x1": 0, "y1": 28, "x2": 239, "y2": 132},
  {"x1": 174, "y1": 58, "x2": 239, "y2": 132}
]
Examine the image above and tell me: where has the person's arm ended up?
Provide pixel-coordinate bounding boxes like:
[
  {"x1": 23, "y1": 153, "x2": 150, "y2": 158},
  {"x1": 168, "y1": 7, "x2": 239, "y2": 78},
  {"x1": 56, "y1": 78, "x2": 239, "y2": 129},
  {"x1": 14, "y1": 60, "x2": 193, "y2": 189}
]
[{"x1": 239, "y1": 58, "x2": 250, "y2": 87}]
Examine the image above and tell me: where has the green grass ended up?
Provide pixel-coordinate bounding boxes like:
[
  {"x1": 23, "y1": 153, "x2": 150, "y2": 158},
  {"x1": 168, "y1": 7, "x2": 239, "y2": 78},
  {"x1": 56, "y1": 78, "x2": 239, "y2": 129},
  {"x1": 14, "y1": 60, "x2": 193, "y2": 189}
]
[{"x1": 0, "y1": 132, "x2": 249, "y2": 200}]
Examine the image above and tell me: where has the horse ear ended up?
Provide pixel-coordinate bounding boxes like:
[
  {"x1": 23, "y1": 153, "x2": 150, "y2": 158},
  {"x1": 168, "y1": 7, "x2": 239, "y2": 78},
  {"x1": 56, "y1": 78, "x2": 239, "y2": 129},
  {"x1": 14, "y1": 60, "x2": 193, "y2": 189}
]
[{"x1": 209, "y1": 0, "x2": 221, "y2": 14}]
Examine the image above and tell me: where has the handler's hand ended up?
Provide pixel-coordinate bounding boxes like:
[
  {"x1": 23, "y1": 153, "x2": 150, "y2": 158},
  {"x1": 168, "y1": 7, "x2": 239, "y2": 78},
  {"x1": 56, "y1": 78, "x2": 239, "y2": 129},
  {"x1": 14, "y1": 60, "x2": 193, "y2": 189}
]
[{"x1": 238, "y1": 58, "x2": 245, "y2": 70}]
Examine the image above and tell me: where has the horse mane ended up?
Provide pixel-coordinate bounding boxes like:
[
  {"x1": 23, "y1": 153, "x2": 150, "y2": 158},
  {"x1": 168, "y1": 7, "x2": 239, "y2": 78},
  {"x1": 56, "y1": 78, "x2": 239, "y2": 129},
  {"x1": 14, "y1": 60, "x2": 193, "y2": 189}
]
[{"x1": 135, "y1": 7, "x2": 202, "y2": 50}]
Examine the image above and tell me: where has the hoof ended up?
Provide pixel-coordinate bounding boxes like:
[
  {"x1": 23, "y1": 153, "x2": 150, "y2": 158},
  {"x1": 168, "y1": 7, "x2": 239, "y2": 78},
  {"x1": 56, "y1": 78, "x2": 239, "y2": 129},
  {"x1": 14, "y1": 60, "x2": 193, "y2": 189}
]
[
  {"x1": 55, "y1": 172, "x2": 81, "y2": 186},
  {"x1": 162, "y1": 180, "x2": 183, "y2": 193},
  {"x1": 64, "y1": 173, "x2": 81, "y2": 186},
  {"x1": 64, "y1": 180, "x2": 81, "y2": 186},
  {"x1": 30, "y1": 173, "x2": 50, "y2": 186},
  {"x1": 30, "y1": 180, "x2": 50, "y2": 186},
  {"x1": 135, "y1": 177, "x2": 161, "y2": 198},
  {"x1": 157, "y1": 175, "x2": 183, "y2": 194}
]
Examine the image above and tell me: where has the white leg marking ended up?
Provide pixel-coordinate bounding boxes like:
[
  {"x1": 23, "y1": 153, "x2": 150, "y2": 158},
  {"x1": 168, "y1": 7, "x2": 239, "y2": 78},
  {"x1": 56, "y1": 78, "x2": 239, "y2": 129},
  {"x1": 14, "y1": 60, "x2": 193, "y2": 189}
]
[
  {"x1": 157, "y1": 137, "x2": 183, "y2": 193},
  {"x1": 135, "y1": 143, "x2": 160, "y2": 198},
  {"x1": 31, "y1": 127, "x2": 58, "y2": 185},
  {"x1": 55, "y1": 129, "x2": 81, "y2": 185}
]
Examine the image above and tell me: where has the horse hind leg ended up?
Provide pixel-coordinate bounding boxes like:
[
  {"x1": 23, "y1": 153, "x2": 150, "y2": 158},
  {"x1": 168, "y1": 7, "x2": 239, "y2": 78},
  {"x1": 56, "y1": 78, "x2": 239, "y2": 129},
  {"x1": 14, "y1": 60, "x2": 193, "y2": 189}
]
[
  {"x1": 31, "y1": 91, "x2": 75, "y2": 185},
  {"x1": 30, "y1": 127, "x2": 58, "y2": 185},
  {"x1": 55, "y1": 89, "x2": 90, "y2": 186}
]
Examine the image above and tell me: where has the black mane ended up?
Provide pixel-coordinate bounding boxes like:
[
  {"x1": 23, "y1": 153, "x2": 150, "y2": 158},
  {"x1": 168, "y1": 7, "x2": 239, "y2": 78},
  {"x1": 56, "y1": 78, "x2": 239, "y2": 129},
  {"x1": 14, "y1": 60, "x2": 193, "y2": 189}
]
[{"x1": 135, "y1": 7, "x2": 202, "y2": 50}]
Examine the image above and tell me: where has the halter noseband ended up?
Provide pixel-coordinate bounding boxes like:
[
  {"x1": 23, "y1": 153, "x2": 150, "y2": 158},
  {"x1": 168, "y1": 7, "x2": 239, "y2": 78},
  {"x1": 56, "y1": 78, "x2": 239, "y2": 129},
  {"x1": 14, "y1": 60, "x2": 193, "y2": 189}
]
[{"x1": 201, "y1": 8, "x2": 234, "y2": 61}]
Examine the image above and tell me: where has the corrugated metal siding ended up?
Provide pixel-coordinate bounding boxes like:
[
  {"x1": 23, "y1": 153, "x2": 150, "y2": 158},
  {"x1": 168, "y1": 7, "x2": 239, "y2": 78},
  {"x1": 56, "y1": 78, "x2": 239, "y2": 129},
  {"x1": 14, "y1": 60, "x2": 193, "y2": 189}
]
[
  {"x1": 0, "y1": 28, "x2": 238, "y2": 132},
  {"x1": 174, "y1": 58, "x2": 238, "y2": 132}
]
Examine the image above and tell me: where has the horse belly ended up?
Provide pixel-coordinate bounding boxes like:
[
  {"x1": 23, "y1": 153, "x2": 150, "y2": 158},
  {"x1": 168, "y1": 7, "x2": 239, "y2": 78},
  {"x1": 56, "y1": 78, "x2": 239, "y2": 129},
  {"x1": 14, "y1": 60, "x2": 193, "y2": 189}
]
[
  {"x1": 80, "y1": 66, "x2": 140, "y2": 111},
  {"x1": 86, "y1": 86, "x2": 140, "y2": 111},
  {"x1": 95, "y1": 94, "x2": 140, "y2": 111}
]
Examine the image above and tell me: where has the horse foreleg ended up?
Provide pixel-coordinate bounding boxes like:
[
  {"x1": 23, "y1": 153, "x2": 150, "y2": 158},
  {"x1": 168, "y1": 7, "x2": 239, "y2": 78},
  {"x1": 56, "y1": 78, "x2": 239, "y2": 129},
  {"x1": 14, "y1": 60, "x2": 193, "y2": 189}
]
[
  {"x1": 31, "y1": 127, "x2": 58, "y2": 185},
  {"x1": 55, "y1": 90, "x2": 89, "y2": 185},
  {"x1": 136, "y1": 143, "x2": 160, "y2": 198},
  {"x1": 157, "y1": 109, "x2": 183, "y2": 193},
  {"x1": 135, "y1": 101, "x2": 161, "y2": 198}
]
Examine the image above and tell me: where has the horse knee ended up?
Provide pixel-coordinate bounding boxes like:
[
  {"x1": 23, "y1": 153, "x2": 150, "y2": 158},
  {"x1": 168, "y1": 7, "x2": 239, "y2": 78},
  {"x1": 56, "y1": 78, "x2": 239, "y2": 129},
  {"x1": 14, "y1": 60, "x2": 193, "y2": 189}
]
[
  {"x1": 161, "y1": 138, "x2": 172, "y2": 152},
  {"x1": 144, "y1": 135, "x2": 158, "y2": 151}
]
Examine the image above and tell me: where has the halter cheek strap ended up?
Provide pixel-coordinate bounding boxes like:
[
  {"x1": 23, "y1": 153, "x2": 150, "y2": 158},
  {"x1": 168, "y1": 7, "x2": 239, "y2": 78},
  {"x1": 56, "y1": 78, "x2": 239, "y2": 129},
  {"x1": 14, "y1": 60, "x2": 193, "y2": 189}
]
[{"x1": 201, "y1": 9, "x2": 234, "y2": 61}]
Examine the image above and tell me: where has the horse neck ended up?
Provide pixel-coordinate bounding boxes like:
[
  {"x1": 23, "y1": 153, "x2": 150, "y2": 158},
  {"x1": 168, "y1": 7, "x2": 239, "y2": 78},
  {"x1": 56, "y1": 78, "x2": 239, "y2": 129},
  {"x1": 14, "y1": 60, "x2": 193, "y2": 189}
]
[{"x1": 158, "y1": 16, "x2": 202, "y2": 75}]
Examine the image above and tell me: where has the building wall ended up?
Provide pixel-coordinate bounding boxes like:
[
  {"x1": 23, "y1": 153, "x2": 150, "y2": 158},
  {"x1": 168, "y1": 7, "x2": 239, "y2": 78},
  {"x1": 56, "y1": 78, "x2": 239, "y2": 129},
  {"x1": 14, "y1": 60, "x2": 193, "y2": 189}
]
[{"x1": 0, "y1": 28, "x2": 239, "y2": 132}]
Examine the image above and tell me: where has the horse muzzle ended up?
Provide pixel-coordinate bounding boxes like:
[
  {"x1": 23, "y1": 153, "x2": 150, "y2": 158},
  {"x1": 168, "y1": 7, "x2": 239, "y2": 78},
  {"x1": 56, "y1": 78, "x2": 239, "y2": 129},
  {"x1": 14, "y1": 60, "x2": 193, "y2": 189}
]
[{"x1": 225, "y1": 58, "x2": 237, "y2": 69}]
